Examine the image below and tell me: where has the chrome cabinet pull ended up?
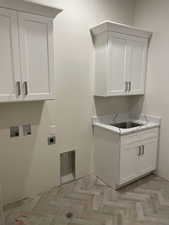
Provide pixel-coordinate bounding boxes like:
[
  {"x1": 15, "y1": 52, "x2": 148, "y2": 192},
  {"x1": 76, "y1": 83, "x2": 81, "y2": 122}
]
[
  {"x1": 129, "y1": 82, "x2": 131, "y2": 92},
  {"x1": 125, "y1": 81, "x2": 128, "y2": 92},
  {"x1": 138, "y1": 145, "x2": 145, "y2": 157},
  {"x1": 142, "y1": 145, "x2": 144, "y2": 155},
  {"x1": 125, "y1": 81, "x2": 130, "y2": 92},
  {"x1": 23, "y1": 81, "x2": 28, "y2": 96},
  {"x1": 16, "y1": 81, "x2": 21, "y2": 96},
  {"x1": 127, "y1": 81, "x2": 130, "y2": 92},
  {"x1": 139, "y1": 145, "x2": 145, "y2": 156},
  {"x1": 138, "y1": 146, "x2": 141, "y2": 156}
]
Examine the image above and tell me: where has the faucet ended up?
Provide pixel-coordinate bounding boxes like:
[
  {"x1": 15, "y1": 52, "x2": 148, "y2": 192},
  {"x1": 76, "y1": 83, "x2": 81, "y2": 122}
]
[{"x1": 112, "y1": 112, "x2": 119, "y2": 122}]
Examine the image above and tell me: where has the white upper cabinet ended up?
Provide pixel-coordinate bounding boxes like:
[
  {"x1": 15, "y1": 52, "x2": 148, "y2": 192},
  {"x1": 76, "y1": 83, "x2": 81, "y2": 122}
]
[
  {"x1": 19, "y1": 13, "x2": 54, "y2": 100},
  {"x1": 90, "y1": 21, "x2": 152, "y2": 97},
  {"x1": 0, "y1": 1, "x2": 62, "y2": 103},
  {"x1": 0, "y1": 8, "x2": 21, "y2": 102}
]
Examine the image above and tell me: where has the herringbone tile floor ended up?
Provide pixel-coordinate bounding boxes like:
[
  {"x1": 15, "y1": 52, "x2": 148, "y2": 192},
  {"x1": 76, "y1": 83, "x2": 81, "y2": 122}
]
[{"x1": 4, "y1": 174, "x2": 169, "y2": 225}]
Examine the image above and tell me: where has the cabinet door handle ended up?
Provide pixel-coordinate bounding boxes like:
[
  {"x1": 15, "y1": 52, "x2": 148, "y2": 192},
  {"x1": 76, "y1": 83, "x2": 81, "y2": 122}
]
[
  {"x1": 129, "y1": 82, "x2": 131, "y2": 92},
  {"x1": 127, "y1": 82, "x2": 130, "y2": 92},
  {"x1": 125, "y1": 81, "x2": 130, "y2": 92},
  {"x1": 138, "y1": 146, "x2": 141, "y2": 156},
  {"x1": 142, "y1": 145, "x2": 144, "y2": 155},
  {"x1": 16, "y1": 81, "x2": 21, "y2": 96},
  {"x1": 125, "y1": 81, "x2": 128, "y2": 92},
  {"x1": 23, "y1": 81, "x2": 28, "y2": 96}
]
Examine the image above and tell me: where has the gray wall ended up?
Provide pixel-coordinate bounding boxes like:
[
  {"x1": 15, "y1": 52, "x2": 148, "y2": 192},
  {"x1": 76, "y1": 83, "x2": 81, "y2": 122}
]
[
  {"x1": 133, "y1": 0, "x2": 169, "y2": 180},
  {"x1": 0, "y1": 0, "x2": 135, "y2": 203}
]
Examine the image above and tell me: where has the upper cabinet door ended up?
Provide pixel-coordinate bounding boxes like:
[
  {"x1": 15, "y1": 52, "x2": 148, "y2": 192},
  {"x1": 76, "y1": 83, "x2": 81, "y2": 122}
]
[
  {"x1": 108, "y1": 33, "x2": 127, "y2": 96},
  {"x1": 0, "y1": 9, "x2": 21, "y2": 102},
  {"x1": 19, "y1": 13, "x2": 55, "y2": 101},
  {"x1": 127, "y1": 37, "x2": 148, "y2": 95}
]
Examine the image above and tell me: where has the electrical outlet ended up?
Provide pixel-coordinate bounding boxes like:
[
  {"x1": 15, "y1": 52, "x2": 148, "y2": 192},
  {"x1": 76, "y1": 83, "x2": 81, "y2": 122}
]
[
  {"x1": 10, "y1": 126, "x2": 19, "y2": 138},
  {"x1": 50, "y1": 125, "x2": 57, "y2": 135},
  {"x1": 48, "y1": 136, "x2": 56, "y2": 145},
  {"x1": 23, "y1": 124, "x2": 31, "y2": 136}
]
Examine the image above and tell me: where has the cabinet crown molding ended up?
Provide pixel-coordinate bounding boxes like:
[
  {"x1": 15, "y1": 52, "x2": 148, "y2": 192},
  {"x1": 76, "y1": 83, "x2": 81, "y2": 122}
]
[
  {"x1": 0, "y1": 0, "x2": 63, "y2": 17},
  {"x1": 90, "y1": 20, "x2": 152, "y2": 39}
]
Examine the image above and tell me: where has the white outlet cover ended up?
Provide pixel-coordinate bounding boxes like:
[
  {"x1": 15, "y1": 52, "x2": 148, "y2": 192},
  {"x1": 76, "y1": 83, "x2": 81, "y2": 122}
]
[{"x1": 50, "y1": 125, "x2": 57, "y2": 135}]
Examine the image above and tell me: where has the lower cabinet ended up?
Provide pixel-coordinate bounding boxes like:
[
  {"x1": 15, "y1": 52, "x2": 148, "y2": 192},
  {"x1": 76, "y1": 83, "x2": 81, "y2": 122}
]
[
  {"x1": 94, "y1": 126, "x2": 159, "y2": 189},
  {"x1": 120, "y1": 138, "x2": 158, "y2": 185}
]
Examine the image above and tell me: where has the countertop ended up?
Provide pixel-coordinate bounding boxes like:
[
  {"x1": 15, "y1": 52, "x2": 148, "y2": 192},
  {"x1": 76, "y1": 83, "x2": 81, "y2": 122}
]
[{"x1": 93, "y1": 113, "x2": 161, "y2": 135}]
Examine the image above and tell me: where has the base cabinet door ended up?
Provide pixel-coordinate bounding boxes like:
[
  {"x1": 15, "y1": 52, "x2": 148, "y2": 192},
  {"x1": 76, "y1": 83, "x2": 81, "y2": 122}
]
[
  {"x1": 120, "y1": 138, "x2": 158, "y2": 186},
  {"x1": 137, "y1": 139, "x2": 158, "y2": 177},
  {"x1": 0, "y1": 8, "x2": 21, "y2": 102},
  {"x1": 120, "y1": 143, "x2": 139, "y2": 185},
  {"x1": 19, "y1": 13, "x2": 54, "y2": 101}
]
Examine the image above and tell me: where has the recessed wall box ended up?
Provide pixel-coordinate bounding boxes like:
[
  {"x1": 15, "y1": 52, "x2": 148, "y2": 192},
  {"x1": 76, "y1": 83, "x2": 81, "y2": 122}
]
[
  {"x1": 10, "y1": 126, "x2": 19, "y2": 137},
  {"x1": 48, "y1": 136, "x2": 56, "y2": 145},
  {"x1": 23, "y1": 124, "x2": 31, "y2": 136}
]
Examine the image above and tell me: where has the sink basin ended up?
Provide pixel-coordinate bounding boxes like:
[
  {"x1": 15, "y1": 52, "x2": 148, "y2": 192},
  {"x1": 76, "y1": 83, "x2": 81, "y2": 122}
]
[{"x1": 110, "y1": 121, "x2": 143, "y2": 129}]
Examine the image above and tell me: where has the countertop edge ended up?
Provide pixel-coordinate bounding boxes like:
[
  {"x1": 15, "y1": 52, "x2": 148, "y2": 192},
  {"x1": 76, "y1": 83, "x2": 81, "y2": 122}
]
[{"x1": 93, "y1": 122, "x2": 160, "y2": 135}]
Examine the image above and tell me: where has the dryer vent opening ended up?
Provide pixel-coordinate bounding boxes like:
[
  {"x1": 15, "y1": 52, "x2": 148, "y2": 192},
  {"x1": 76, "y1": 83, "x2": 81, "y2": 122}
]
[{"x1": 60, "y1": 150, "x2": 76, "y2": 184}]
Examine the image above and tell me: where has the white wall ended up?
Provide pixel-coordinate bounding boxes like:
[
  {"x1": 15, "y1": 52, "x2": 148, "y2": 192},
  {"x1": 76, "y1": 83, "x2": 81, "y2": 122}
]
[
  {"x1": 0, "y1": 0, "x2": 135, "y2": 204},
  {"x1": 133, "y1": 0, "x2": 169, "y2": 180}
]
